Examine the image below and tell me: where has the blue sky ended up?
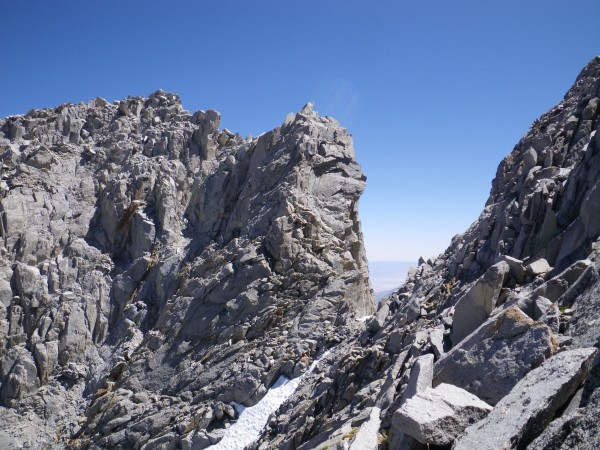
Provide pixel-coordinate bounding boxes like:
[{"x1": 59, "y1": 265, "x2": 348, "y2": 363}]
[{"x1": 2, "y1": 1, "x2": 599, "y2": 261}]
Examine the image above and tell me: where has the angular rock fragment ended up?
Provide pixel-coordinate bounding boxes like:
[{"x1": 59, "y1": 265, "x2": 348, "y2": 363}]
[
  {"x1": 349, "y1": 406, "x2": 381, "y2": 450},
  {"x1": 453, "y1": 348, "x2": 597, "y2": 450},
  {"x1": 580, "y1": 179, "x2": 600, "y2": 239},
  {"x1": 533, "y1": 296, "x2": 553, "y2": 320},
  {"x1": 403, "y1": 353, "x2": 434, "y2": 400},
  {"x1": 532, "y1": 259, "x2": 592, "y2": 303},
  {"x1": 527, "y1": 385, "x2": 600, "y2": 450},
  {"x1": 498, "y1": 255, "x2": 526, "y2": 284},
  {"x1": 451, "y1": 261, "x2": 509, "y2": 344},
  {"x1": 428, "y1": 326, "x2": 445, "y2": 359},
  {"x1": 526, "y1": 258, "x2": 553, "y2": 276},
  {"x1": 392, "y1": 383, "x2": 492, "y2": 446},
  {"x1": 435, "y1": 306, "x2": 557, "y2": 405}
]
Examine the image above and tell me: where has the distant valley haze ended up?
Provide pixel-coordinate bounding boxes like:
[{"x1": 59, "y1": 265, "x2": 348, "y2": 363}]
[{"x1": 369, "y1": 261, "x2": 414, "y2": 300}]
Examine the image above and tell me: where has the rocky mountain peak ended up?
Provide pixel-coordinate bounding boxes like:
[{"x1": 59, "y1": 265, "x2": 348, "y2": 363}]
[
  {"x1": 257, "y1": 56, "x2": 600, "y2": 450},
  {"x1": 1, "y1": 57, "x2": 600, "y2": 449},
  {"x1": 0, "y1": 93, "x2": 373, "y2": 447}
]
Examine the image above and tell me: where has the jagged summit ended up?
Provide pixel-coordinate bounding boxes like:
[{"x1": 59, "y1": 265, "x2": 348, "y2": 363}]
[
  {"x1": 256, "y1": 56, "x2": 600, "y2": 449},
  {"x1": 0, "y1": 91, "x2": 373, "y2": 447},
  {"x1": 572, "y1": 55, "x2": 600, "y2": 90},
  {"x1": 1, "y1": 55, "x2": 600, "y2": 449}
]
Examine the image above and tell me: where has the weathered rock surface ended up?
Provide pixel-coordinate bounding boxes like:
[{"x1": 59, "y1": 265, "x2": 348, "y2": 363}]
[
  {"x1": 0, "y1": 56, "x2": 599, "y2": 449},
  {"x1": 528, "y1": 386, "x2": 600, "y2": 450},
  {"x1": 435, "y1": 306, "x2": 557, "y2": 405},
  {"x1": 526, "y1": 258, "x2": 553, "y2": 276},
  {"x1": 453, "y1": 348, "x2": 596, "y2": 450},
  {"x1": 403, "y1": 353, "x2": 434, "y2": 400},
  {"x1": 349, "y1": 406, "x2": 381, "y2": 450},
  {"x1": 0, "y1": 92, "x2": 374, "y2": 447},
  {"x1": 392, "y1": 383, "x2": 492, "y2": 446},
  {"x1": 257, "y1": 57, "x2": 600, "y2": 450},
  {"x1": 451, "y1": 261, "x2": 509, "y2": 344}
]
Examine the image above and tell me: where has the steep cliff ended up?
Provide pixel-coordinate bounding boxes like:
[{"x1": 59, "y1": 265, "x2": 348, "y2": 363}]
[
  {"x1": 1, "y1": 56, "x2": 600, "y2": 450},
  {"x1": 0, "y1": 93, "x2": 373, "y2": 448},
  {"x1": 255, "y1": 57, "x2": 600, "y2": 449}
]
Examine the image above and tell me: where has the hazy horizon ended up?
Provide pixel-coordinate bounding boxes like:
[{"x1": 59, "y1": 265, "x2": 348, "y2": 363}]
[{"x1": 369, "y1": 261, "x2": 414, "y2": 297}]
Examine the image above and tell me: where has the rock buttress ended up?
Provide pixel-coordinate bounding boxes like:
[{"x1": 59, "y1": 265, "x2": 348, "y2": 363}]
[{"x1": 0, "y1": 93, "x2": 374, "y2": 448}]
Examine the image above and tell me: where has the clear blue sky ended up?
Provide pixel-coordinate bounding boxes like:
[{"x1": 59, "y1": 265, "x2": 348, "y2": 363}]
[{"x1": 2, "y1": 1, "x2": 599, "y2": 261}]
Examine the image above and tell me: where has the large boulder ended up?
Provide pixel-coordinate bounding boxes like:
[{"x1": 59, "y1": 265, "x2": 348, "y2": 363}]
[
  {"x1": 528, "y1": 386, "x2": 600, "y2": 450},
  {"x1": 453, "y1": 348, "x2": 597, "y2": 450},
  {"x1": 403, "y1": 353, "x2": 434, "y2": 401},
  {"x1": 498, "y1": 255, "x2": 526, "y2": 284},
  {"x1": 451, "y1": 261, "x2": 509, "y2": 344},
  {"x1": 525, "y1": 258, "x2": 553, "y2": 277},
  {"x1": 392, "y1": 383, "x2": 492, "y2": 446},
  {"x1": 348, "y1": 407, "x2": 381, "y2": 450},
  {"x1": 435, "y1": 306, "x2": 557, "y2": 405}
]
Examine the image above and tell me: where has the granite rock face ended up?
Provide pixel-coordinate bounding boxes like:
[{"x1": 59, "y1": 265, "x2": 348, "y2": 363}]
[
  {"x1": 450, "y1": 261, "x2": 509, "y2": 344},
  {"x1": 0, "y1": 93, "x2": 374, "y2": 447},
  {"x1": 453, "y1": 348, "x2": 596, "y2": 450},
  {"x1": 434, "y1": 306, "x2": 557, "y2": 405},
  {"x1": 1, "y1": 56, "x2": 600, "y2": 449},
  {"x1": 392, "y1": 383, "x2": 492, "y2": 446},
  {"x1": 256, "y1": 56, "x2": 600, "y2": 450}
]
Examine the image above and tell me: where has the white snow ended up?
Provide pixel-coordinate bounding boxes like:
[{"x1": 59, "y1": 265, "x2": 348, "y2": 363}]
[
  {"x1": 210, "y1": 351, "x2": 330, "y2": 450},
  {"x1": 230, "y1": 401, "x2": 246, "y2": 415}
]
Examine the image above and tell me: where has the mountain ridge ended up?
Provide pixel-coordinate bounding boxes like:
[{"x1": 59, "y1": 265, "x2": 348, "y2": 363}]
[
  {"x1": 256, "y1": 55, "x2": 600, "y2": 449},
  {"x1": 0, "y1": 92, "x2": 373, "y2": 448},
  {"x1": 0, "y1": 56, "x2": 599, "y2": 449}
]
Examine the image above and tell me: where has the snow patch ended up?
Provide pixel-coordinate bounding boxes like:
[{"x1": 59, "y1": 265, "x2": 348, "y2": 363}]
[
  {"x1": 211, "y1": 351, "x2": 331, "y2": 450},
  {"x1": 230, "y1": 402, "x2": 246, "y2": 415}
]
